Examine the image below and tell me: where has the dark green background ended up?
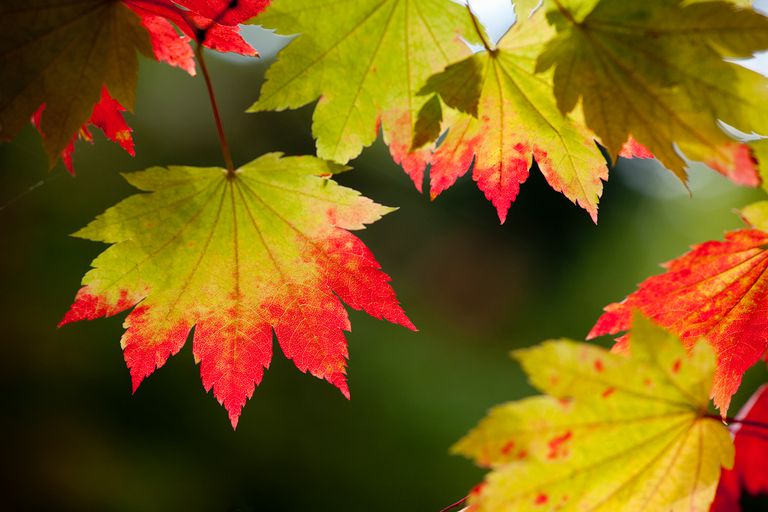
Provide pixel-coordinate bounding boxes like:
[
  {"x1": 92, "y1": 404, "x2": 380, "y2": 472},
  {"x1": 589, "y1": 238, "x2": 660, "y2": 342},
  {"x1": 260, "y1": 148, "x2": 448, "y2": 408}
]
[{"x1": 1, "y1": 37, "x2": 767, "y2": 512}]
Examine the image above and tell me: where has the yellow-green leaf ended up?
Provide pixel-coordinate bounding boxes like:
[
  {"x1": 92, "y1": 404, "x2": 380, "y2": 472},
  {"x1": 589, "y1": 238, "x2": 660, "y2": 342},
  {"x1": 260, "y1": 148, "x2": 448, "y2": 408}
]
[
  {"x1": 247, "y1": 0, "x2": 477, "y2": 188},
  {"x1": 537, "y1": 0, "x2": 768, "y2": 178},
  {"x1": 454, "y1": 314, "x2": 734, "y2": 511},
  {"x1": 416, "y1": 3, "x2": 606, "y2": 223},
  {"x1": 59, "y1": 153, "x2": 415, "y2": 428}
]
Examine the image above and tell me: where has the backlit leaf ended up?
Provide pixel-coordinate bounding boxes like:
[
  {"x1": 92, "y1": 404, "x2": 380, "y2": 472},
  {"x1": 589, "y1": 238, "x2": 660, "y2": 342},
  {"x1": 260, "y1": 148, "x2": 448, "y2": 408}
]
[
  {"x1": 0, "y1": 1, "x2": 152, "y2": 166},
  {"x1": 590, "y1": 215, "x2": 768, "y2": 413},
  {"x1": 0, "y1": 0, "x2": 268, "y2": 170},
  {"x1": 59, "y1": 153, "x2": 415, "y2": 428},
  {"x1": 456, "y1": 314, "x2": 734, "y2": 512},
  {"x1": 416, "y1": 2, "x2": 607, "y2": 223},
  {"x1": 248, "y1": 0, "x2": 477, "y2": 189},
  {"x1": 537, "y1": 0, "x2": 768, "y2": 178}
]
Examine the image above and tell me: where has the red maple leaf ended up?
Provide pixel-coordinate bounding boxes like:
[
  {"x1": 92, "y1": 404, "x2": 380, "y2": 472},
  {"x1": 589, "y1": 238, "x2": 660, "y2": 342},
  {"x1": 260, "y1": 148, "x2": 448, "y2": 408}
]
[
  {"x1": 711, "y1": 385, "x2": 768, "y2": 511},
  {"x1": 126, "y1": 0, "x2": 269, "y2": 70},
  {"x1": 589, "y1": 229, "x2": 768, "y2": 414},
  {"x1": 23, "y1": 0, "x2": 269, "y2": 171}
]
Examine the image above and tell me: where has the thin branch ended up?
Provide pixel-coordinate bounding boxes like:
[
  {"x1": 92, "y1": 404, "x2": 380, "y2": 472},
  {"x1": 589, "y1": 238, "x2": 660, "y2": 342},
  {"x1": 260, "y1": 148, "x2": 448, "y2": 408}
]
[
  {"x1": 466, "y1": 4, "x2": 494, "y2": 54},
  {"x1": 439, "y1": 496, "x2": 468, "y2": 512},
  {"x1": 195, "y1": 43, "x2": 236, "y2": 176}
]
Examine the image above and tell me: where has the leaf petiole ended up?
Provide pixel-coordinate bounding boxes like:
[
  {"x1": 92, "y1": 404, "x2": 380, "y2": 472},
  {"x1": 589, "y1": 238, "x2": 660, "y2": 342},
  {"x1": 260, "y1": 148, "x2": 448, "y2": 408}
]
[
  {"x1": 466, "y1": 4, "x2": 494, "y2": 54},
  {"x1": 195, "y1": 43, "x2": 236, "y2": 177}
]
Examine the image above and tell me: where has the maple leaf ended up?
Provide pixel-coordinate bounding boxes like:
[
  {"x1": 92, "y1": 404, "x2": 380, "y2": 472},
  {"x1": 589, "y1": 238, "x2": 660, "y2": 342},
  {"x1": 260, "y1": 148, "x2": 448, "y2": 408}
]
[
  {"x1": 589, "y1": 204, "x2": 768, "y2": 414},
  {"x1": 126, "y1": 0, "x2": 270, "y2": 70},
  {"x1": 0, "y1": 1, "x2": 153, "y2": 167},
  {"x1": 414, "y1": 1, "x2": 607, "y2": 223},
  {"x1": 247, "y1": 0, "x2": 477, "y2": 189},
  {"x1": 455, "y1": 314, "x2": 734, "y2": 512},
  {"x1": 1, "y1": 0, "x2": 268, "y2": 170},
  {"x1": 59, "y1": 153, "x2": 415, "y2": 428},
  {"x1": 536, "y1": 0, "x2": 768, "y2": 179},
  {"x1": 711, "y1": 384, "x2": 768, "y2": 511}
]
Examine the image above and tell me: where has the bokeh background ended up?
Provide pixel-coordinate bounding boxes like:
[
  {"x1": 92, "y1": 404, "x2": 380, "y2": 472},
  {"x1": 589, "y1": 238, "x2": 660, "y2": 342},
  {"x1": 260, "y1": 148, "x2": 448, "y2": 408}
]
[{"x1": 2, "y1": 1, "x2": 768, "y2": 510}]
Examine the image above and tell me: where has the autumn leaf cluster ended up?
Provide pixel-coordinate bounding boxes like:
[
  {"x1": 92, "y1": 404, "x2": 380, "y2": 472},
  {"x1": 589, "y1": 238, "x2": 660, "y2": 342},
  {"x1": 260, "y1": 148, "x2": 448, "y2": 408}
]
[{"x1": 2, "y1": 1, "x2": 768, "y2": 510}]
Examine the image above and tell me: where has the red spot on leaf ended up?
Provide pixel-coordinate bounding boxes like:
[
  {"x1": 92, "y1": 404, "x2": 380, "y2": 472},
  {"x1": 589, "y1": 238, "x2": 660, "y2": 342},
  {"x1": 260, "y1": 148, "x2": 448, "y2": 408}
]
[
  {"x1": 672, "y1": 358, "x2": 682, "y2": 374},
  {"x1": 547, "y1": 431, "x2": 573, "y2": 460},
  {"x1": 500, "y1": 441, "x2": 516, "y2": 456},
  {"x1": 602, "y1": 386, "x2": 617, "y2": 398},
  {"x1": 535, "y1": 493, "x2": 548, "y2": 505},
  {"x1": 517, "y1": 449, "x2": 528, "y2": 460},
  {"x1": 594, "y1": 359, "x2": 604, "y2": 372}
]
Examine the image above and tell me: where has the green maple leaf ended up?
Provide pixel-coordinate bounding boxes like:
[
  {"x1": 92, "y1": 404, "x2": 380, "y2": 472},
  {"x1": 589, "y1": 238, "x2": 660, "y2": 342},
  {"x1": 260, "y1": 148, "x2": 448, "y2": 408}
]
[
  {"x1": 415, "y1": 1, "x2": 607, "y2": 223},
  {"x1": 455, "y1": 314, "x2": 734, "y2": 511},
  {"x1": 0, "y1": 1, "x2": 152, "y2": 163},
  {"x1": 247, "y1": 0, "x2": 477, "y2": 188},
  {"x1": 59, "y1": 153, "x2": 415, "y2": 428},
  {"x1": 536, "y1": 0, "x2": 768, "y2": 177}
]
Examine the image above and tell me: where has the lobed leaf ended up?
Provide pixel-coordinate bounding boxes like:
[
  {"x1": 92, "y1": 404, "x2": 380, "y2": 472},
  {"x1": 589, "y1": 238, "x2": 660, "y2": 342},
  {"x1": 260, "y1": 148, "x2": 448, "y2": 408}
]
[
  {"x1": 456, "y1": 314, "x2": 734, "y2": 512},
  {"x1": 59, "y1": 153, "x2": 415, "y2": 428},
  {"x1": 590, "y1": 216, "x2": 768, "y2": 414},
  {"x1": 416, "y1": 2, "x2": 607, "y2": 223},
  {"x1": 0, "y1": 0, "x2": 268, "y2": 170},
  {"x1": 537, "y1": 0, "x2": 768, "y2": 178},
  {"x1": 248, "y1": 0, "x2": 477, "y2": 189}
]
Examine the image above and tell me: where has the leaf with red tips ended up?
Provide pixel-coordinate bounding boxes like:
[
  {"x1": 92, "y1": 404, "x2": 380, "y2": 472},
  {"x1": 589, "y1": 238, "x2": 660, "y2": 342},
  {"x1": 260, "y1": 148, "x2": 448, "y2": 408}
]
[
  {"x1": 247, "y1": 0, "x2": 478, "y2": 190},
  {"x1": 538, "y1": 0, "x2": 768, "y2": 179},
  {"x1": 620, "y1": 137, "x2": 760, "y2": 188},
  {"x1": 415, "y1": 4, "x2": 607, "y2": 224},
  {"x1": 456, "y1": 314, "x2": 734, "y2": 512},
  {"x1": 0, "y1": 1, "x2": 153, "y2": 168},
  {"x1": 711, "y1": 385, "x2": 768, "y2": 511},
  {"x1": 589, "y1": 208, "x2": 768, "y2": 414},
  {"x1": 1, "y1": 0, "x2": 268, "y2": 170},
  {"x1": 59, "y1": 153, "x2": 414, "y2": 428}
]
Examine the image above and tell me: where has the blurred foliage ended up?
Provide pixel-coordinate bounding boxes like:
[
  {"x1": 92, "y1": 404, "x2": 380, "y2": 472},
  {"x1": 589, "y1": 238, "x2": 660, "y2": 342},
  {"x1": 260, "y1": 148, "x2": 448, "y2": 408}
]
[{"x1": 1, "y1": 32, "x2": 767, "y2": 512}]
